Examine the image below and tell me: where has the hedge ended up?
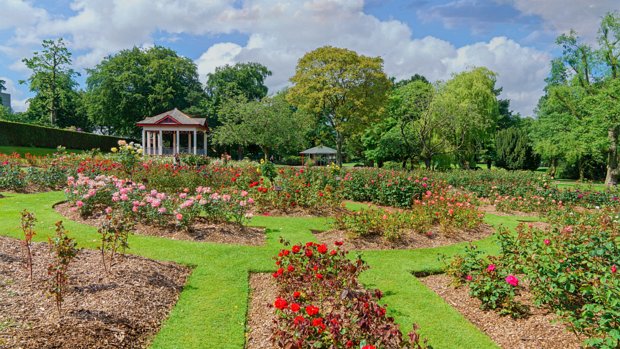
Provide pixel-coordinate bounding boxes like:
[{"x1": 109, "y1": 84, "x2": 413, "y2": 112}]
[{"x1": 0, "y1": 120, "x2": 129, "y2": 151}]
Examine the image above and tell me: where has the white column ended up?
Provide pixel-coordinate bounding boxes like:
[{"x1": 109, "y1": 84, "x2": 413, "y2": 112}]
[
  {"x1": 187, "y1": 132, "x2": 191, "y2": 154},
  {"x1": 176, "y1": 130, "x2": 180, "y2": 155},
  {"x1": 203, "y1": 132, "x2": 207, "y2": 156},
  {"x1": 141, "y1": 129, "x2": 145, "y2": 154},
  {"x1": 146, "y1": 131, "x2": 151, "y2": 155},
  {"x1": 193, "y1": 129, "x2": 197, "y2": 155},
  {"x1": 158, "y1": 130, "x2": 163, "y2": 155}
]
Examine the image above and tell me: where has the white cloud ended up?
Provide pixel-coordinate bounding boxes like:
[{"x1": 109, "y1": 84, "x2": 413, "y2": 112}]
[
  {"x1": 505, "y1": 0, "x2": 620, "y2": 42},
  {"x1": 0, "y1": 0, "x2": 590, "y2": 116}
]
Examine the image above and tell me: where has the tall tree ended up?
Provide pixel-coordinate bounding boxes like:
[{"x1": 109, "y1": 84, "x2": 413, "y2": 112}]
[
  {"x1": 21, "y1": 38, "x2": 82, "y2": 127},
  {"x1": 434, "y1": 67, "x2": 499, "y2": 168},
  {"x1": 287, "y1": 46, "x2": 391, "y2": 165},
  {"x1": 85, "y1": 46, "x2": 206, "y2": 137},
  {"x1": 537, "y1": 12, "x2": 620, "y2": 184},
  {"x1": 205, "y1": 62, "x2": 271, "y2": 125},
  {"x1": 213, "y1": 92, "x2": 312, "y2": 159}
]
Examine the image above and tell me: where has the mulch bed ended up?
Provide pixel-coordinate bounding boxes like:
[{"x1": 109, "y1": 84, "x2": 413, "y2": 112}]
[
  {"x1": 0, "y1": 236, "x2": 190, "y2": 349},
  {"x1": 54, "y1": 201, "x2": 265, "y2": 246},
  {"x1": 253, "y1": 206, "x2": 347, "y2": 218},
  {"x1": 478, "y1": 204, "x2": 539, "y2": 217},
  {"x1": 312, "y1": 224, "x2": 495, "y2": 250},
  {"x1": 245, "y1": 273, "x2": 277, "y2": 349},
  {"x1": 419, "y1": 274, "x2": 582, "y2": 349}
]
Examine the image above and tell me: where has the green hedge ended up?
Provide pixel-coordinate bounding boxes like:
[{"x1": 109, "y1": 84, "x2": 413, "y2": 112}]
[{"x1": 0, "y1": 120, "x2": 129, "y2": 151}]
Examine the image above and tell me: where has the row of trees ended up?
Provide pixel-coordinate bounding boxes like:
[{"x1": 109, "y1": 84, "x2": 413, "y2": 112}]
[{"x1": 5, "y1": 12, "x2": 619, "y2": 182}]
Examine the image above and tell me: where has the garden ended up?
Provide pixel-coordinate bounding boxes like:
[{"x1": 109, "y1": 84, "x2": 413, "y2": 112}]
[{"x1": 0, "y1": 145, "x2": 618, "y2": 349}]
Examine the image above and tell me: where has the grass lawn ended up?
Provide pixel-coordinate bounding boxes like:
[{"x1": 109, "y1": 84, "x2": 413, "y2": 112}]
[
  {"x1": 0, "y1": 146, "x2": 81, "y2": 156},
  {"x1": 554, "y1": 179, "x2": 609, "y2": 192},
  {"x1": 0, "y1": 191, "x2": 534, "y2": 348}
]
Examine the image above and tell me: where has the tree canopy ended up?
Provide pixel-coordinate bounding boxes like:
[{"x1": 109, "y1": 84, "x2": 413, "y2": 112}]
[
  {"x1": 287, "y1": 46, "x2": 391, "y2": 165},
  {"x1": 84, "y1": 46, "x2": 205, "y2": 137}
]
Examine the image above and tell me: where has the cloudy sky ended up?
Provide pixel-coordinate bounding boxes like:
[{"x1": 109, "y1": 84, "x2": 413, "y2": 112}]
[{"x1": 1, "y1": 0, "x2": 619, "y2": 115}]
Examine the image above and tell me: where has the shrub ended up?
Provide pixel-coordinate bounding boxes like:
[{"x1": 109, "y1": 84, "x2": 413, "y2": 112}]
[
  {"x1": 271, "y1": 240, "x2": 430, "y2": 348},
  {"x1": 495, "y1": 127, "x2": 540, "y2": 170},
  {"x1": 20, "y1": 209, "x2": 37, "y2": 281},
  {"x1": 47, "y1": 221, "x2": 80, "y2": 315},
  {"x1": 0, "y1": 120, "x2": 129, "y2": 150}
]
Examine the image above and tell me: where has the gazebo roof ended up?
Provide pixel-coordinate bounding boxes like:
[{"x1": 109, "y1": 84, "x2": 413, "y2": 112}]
[
  {"x1": 300, "y1": 145, "x2": 337, "y2": 155},
  {"x1": 136, "y1": 108, "x2": 208, "y2": 130}
]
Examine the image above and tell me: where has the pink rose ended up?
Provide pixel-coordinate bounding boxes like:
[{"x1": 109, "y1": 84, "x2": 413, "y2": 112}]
[
  {"x1": 248, "y1": 198, "x2": 255, "y2": 204},
  {"x1": 158, "y1": 207, "x2": 167, "y2": 213},
  {"x1": 505, "y1": 275, "x2": 519, "y2": 287},
  {"x1": 241, "y1": 190, "x2": 248, "y2": 197},
  {"x1": 105, "y1": 207, "x2": 113, "y2": 214},
  {"x1": 487, "y1": 264, "x2": 496, "y2": 272},
  {"x1": 612, "y1": 265, "x2": 617, "y2": 274},
  {"x1": 176, "y1": 213, "x2": 183, "y2": 220},
  {"x1": 544, "y1": 239, "x2": 550, "y2": 245},
  {"x1": 466, "y1": 275, "x2": 472, "y2": 281},
  {"x1": 76, "y1": 200, "x2": 84, "y2": 208}
]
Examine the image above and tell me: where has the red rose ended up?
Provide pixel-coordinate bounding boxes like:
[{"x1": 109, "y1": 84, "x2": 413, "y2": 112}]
[
  {"x1": 274, "y1": 297, "x2": 288, "y2": 310},
  {"x1": 305, "y1": 305, "x2": 319, "y2": 316},
  {"x1": 292, "y1": 245, "x2": 301, "y2": 253},
  {"x1": 312, "y1": 317, "x2": 324, "y2": 327},
  {"x1": 283, "y1": 250, "x2": 290, "y2": 256},
  {"x1": 335, "y1": 240, "x2": 344, "y2": 246},
  {"x1": 293, "y1": 291, "x2": 301, "y2": 298},
  {"x1": 362, "y1": 346, "x2": 376, "y2": 349},
  {"x1": 305, "y1": 249, "x2": 313, "y2": 257},
  {"x1": 290, "y1": 303, "x2": 300, "y2": 312},
  {"x1": 346, "y1": 340, "x2": 354, "y2": 348},
  {"x1": 330, "y1": 250, "x2": 337, "y2": 255},
  {"x1": 317, "y1": 244, "x2": 328, "y2": 254},
  {"x1": 287, "y1": 265, "x2": 295, "y2": 272},
  {"x1": 305, "y1": 242, "x2": 314, "y2": 247},
  {"x1": 316, "y1": 273, "x2": 323, "y2": 279},
  {"x1": 293, "y1": 315, "x2": 305, "y2": 325}
]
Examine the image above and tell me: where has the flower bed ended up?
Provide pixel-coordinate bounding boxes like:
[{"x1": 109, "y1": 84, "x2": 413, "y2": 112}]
[
  {"x1": 0, "y1": 236, "x2": 189, "y2": 348},
  {"x1": 265, "y1": 240, "x2": 430, "y2": 348},
  {"x1": 445, "y1": 207, "x2": 620, "y2": 348},
  {"x1": 330, "y1": 188, "x2": 485, "y2": 248}
]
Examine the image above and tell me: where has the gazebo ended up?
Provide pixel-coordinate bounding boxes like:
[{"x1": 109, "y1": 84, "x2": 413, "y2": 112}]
[
  {"x1": 136, "y1": 108, "x2": 209, "y2": 156},
  {"x1": 300, "y1": 145, "x2": 337, "y2": 166}
]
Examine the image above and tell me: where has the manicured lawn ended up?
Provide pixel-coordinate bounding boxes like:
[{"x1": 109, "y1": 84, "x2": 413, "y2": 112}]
[
  {"x1": 554, "y1": 179, "x2": 609, "y2": 191},
  {"x1": 0, "y1": 146, "x2": 81, "y2": 156},
  {"x1": 0, "y1": 191, "x2": 533, "y2": 348}
]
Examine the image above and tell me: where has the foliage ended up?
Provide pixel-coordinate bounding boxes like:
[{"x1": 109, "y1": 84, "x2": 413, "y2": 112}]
[
  {"x1": 20, "y1": 209, "x2": 37, "y2": 281},
  {"x1": 98, "y1": 209, "x2": 133, "y2": 274},
  {"x1": 46, "y1": 221, "x2": 80, "y2": 315},
  {"x1": 287, "y1": 46, "x2": 391, "y2": 165},
  {"x1": 21, "y1": 38, "x2": 86, "y2": 129},
  {"x1": 204, "y1": 62, "x2": 271, "y2": 125},
  {"x1": 271, "y1": 240, "x2": 430, "y2": 348},
  {"x1": 495, "y1": 127, "x2": 540, "y2": 170},
  {"x1": 213, "y1": 92, "x2": 312, "y2": 158},
  {"x1": 111, "y1": 140, "x2": 143, "y2": 175},
  {"x1": 85, "y1": 46, "x2": 206, "y2": 137},
  {"x1": 0, "y1": 120, "x2": 127, "y2": 150}
]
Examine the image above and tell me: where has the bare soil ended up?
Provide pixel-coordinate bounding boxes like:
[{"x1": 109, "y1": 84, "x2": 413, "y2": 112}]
[
  {"x1": 313, "y1": 224, "x2": 495, "y2": 250},
  {"x1": 419, "y1": 274, "x2": 583, "y2": 349},
  {"x1": 245, "y1": 273, "x2": 277, "y2": 349},
  {"x1": 0, "y1": 236, "x2": 189, "y2": 349},
  {"x1": 479, "y1": 204, "x2": 539, "y2": 217},
  {"x1": 55, "y1": 201, "x2": 265, "y2": 246}
]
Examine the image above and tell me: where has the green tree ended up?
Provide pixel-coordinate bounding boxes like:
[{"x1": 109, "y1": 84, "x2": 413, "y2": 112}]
[
  {"x1": 205, "y1": 62, "x2": 271, "y2": 124},
  {"x1": 85, "y1": 46, "x2": 206, "y2": 137},
  {"x1": 495, "y1": 127, "x2": 540, "y2": 170},
  {"x1": 213, "y1": 92, "x2": 312, "y2": 159},
  {"x1": 434, "y1": 67, "x2": 499, "y2": 168},
  {"x1": 21, "y1": 38, "x2": 83, "y2": 127},
  {"x1": 536, "y1": 12, "x2": 620, "y2": 184},
  {"x1": 287, "y1": 46, "x2": 391, "y2": 165}
]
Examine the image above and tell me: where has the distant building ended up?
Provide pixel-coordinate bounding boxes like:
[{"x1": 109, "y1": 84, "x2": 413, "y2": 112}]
[{"x1": 0, "y1": 92, "x2": 11, "y2": 111}]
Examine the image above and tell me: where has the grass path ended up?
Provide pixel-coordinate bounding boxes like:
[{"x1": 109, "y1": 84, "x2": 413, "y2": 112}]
[{"x1": 0, "y1": 191, "x2": 538, "y2": 348}]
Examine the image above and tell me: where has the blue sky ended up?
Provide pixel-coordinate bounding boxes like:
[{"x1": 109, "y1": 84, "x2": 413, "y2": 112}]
[{"x1": 1, "y1": 0, "x2": 619, "y2": 115}]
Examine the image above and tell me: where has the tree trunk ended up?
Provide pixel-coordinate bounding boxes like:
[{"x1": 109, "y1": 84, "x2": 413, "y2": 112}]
[
  {"x1": 336, "y1": 134, "x2": 344, "y2": 166},
  {"x1": 237, "y1": 145, "x2": 243, "y2": 161},
  {"x1": 605, "y1": 125, "x2": 619, "y2": 186},
  {"x1": 486, "y1": 159, "x2": 492, "y2": 170},
  {"x1": 424, "y1": 157, "x2": 432, "y2": 170}
]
